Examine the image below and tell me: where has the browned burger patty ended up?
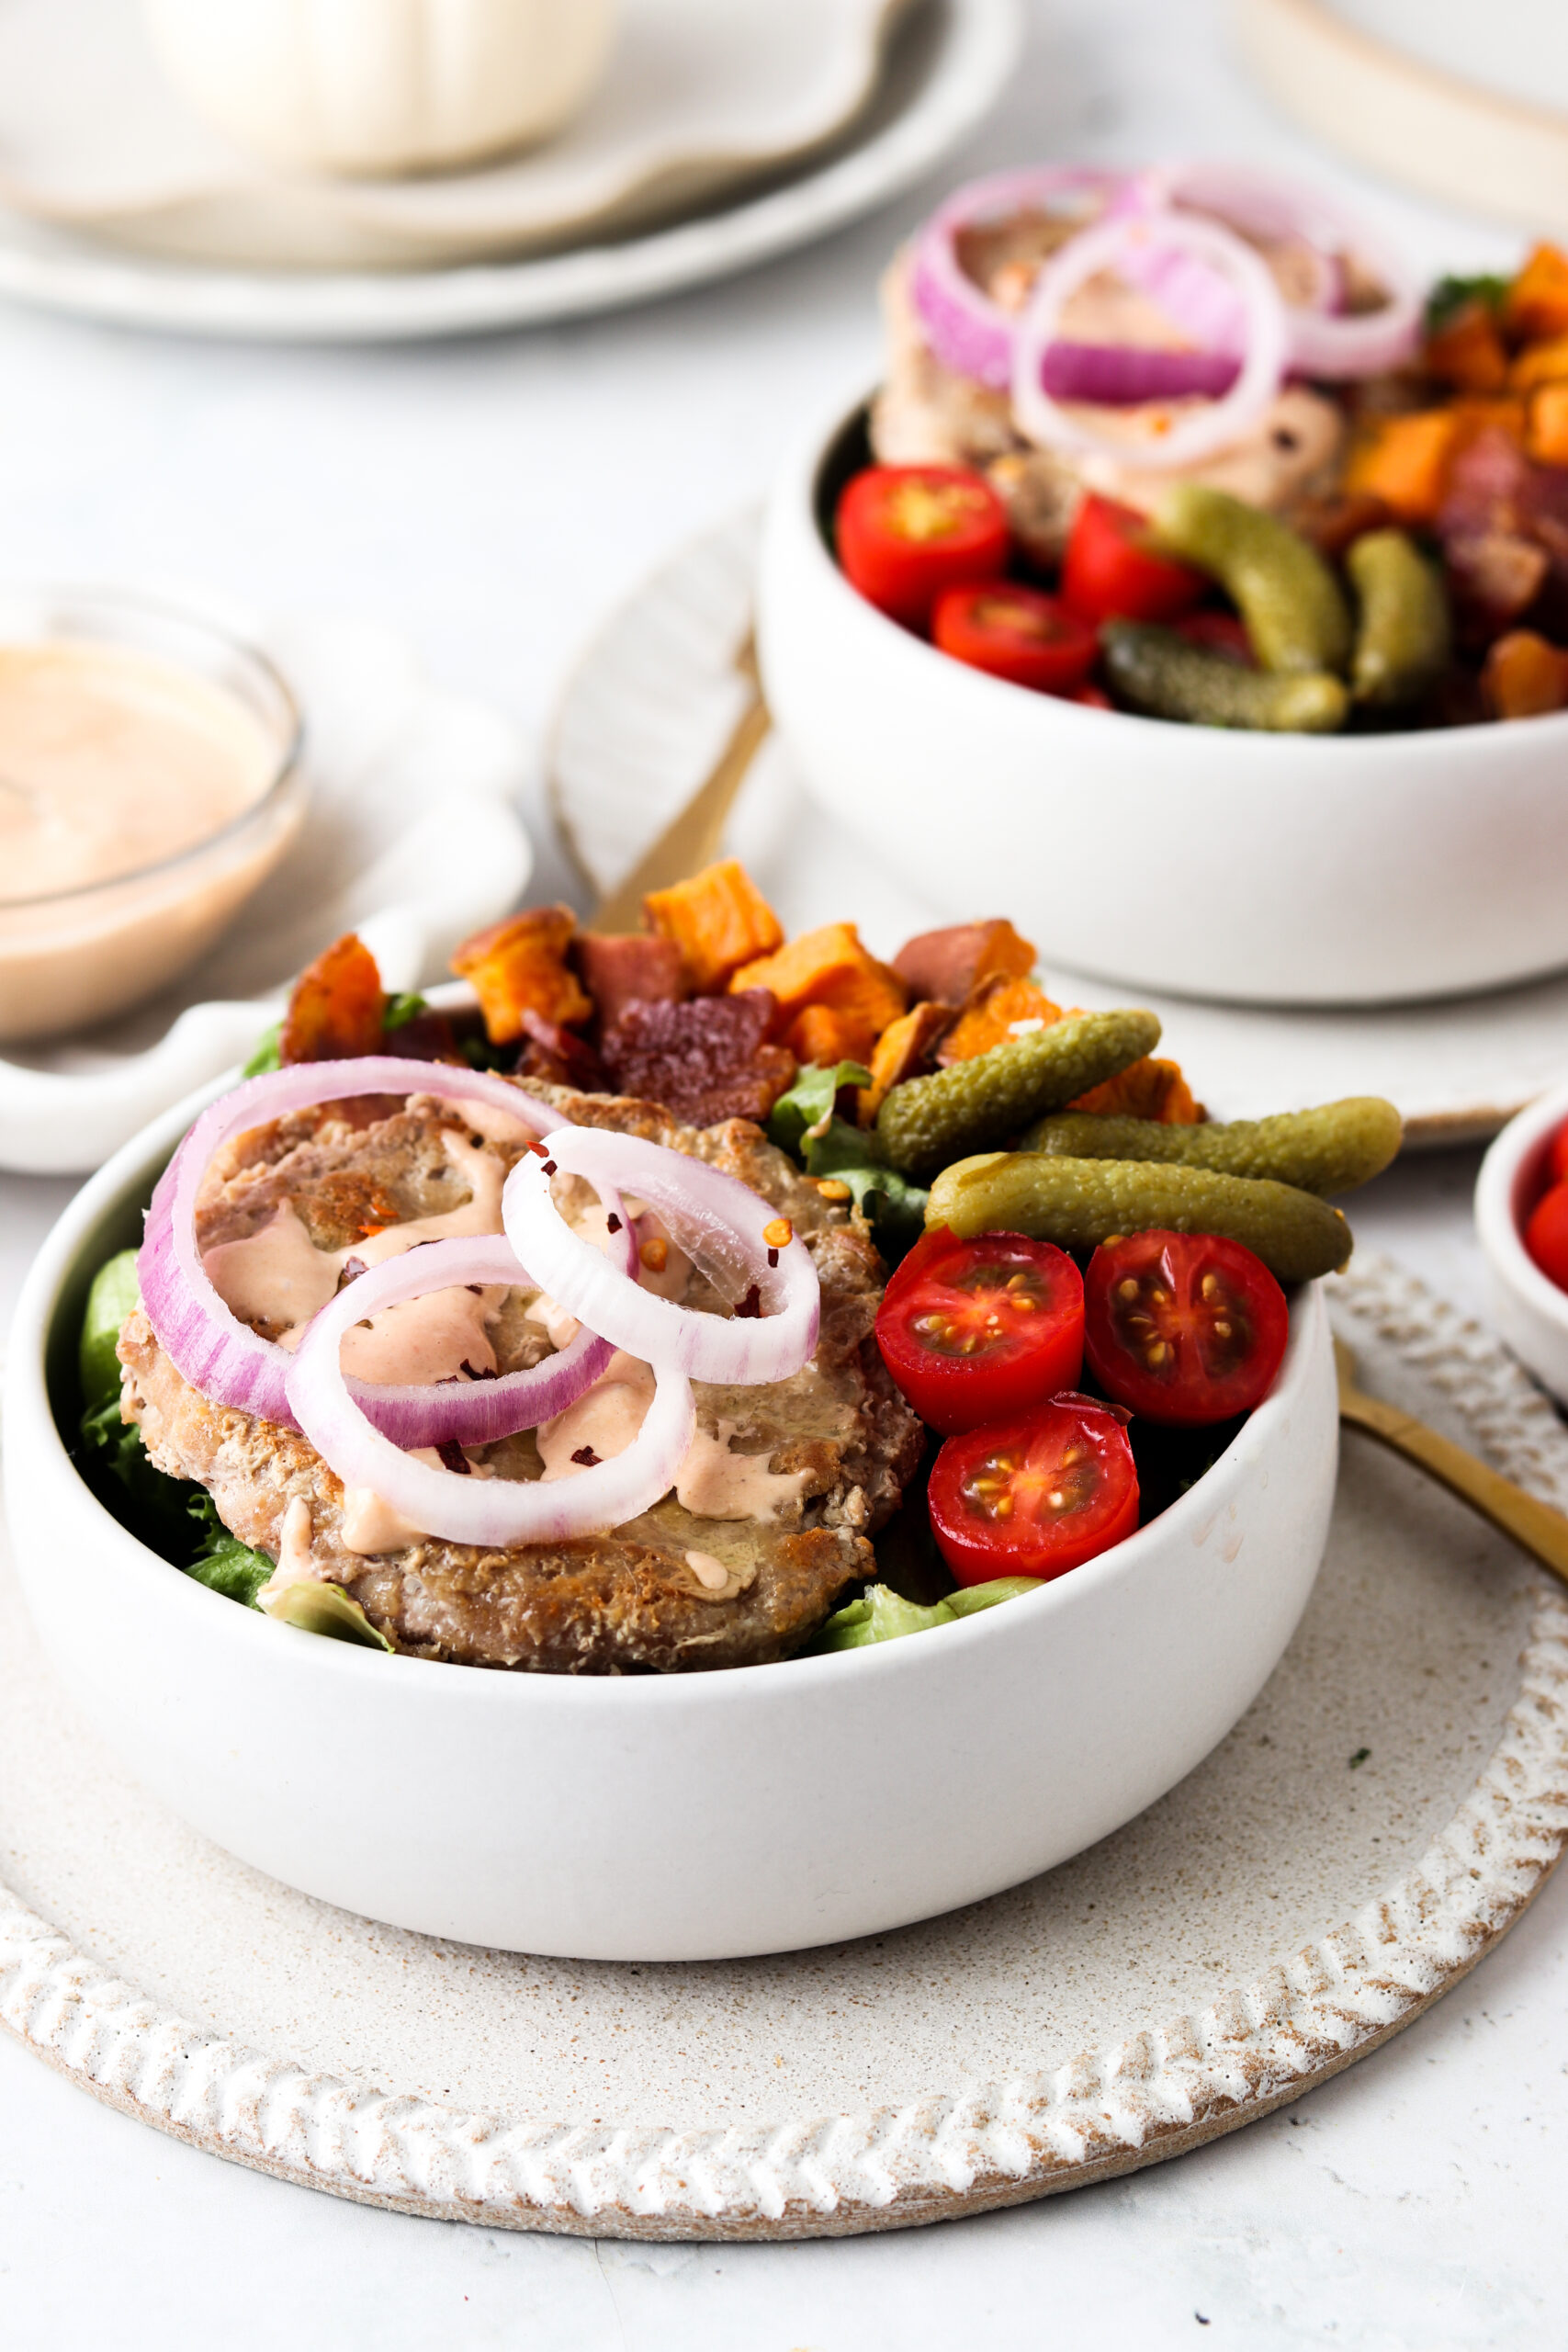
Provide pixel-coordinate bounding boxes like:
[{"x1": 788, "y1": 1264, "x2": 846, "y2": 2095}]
[{"x1": 118, "y1": 1080, "x2": 924, "y2": 1674}]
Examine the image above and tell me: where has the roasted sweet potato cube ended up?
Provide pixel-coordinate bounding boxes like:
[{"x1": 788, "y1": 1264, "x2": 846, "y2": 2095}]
[
  {"x1": 279, "y1": 933, "x2": 385, "y2": 1066},
  {"x1": 451, "y1": 904, "x2": 592, "y2": 1044},
  {"x1": 1482, "y1": 629, "x2": 1568, "y2": 719},
  {"x1": 1505, "y1": 244, "x2": 1568, "y2": 342},
  {"x1": 857, "y1": 1001, "x2": 954, "y2": 1123},
  {"x1": 937, "y1": 977, "x2": 1063, "y2": 1064},
  {"x1": 1345, "y1": 411, "x2": 1464, "y2": 525},
  {"x1": 1528, "y1": 383, "x2": 1568, "y2": 468},
  {"x1": 788, "y1": 1002, "x2": 877, "y2": 1069},
  {"x1": 644, "y1": 860, "x2": 784, "y2": 993},
  {"x1": 732, "y1": 922, "x2": 907, "y2": 1047},
  {"x1": 1072, "y1": 1057, "x2": 1203, "y2": 1124},
  {"x1": 570, "y1": 932, "x2": 686, "y2": 1034},
  {"x1": 1509, "y1": 334, "x2": 1568, "y2": 391},
  {"x1": 891, "y1": 918, "x2": 1036, "y2": 1007}
]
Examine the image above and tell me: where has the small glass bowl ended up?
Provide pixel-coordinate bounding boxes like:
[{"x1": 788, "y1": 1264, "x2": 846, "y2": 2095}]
[{"x1": 0, "y1": 588, "x2": 305, "y2": 1045}]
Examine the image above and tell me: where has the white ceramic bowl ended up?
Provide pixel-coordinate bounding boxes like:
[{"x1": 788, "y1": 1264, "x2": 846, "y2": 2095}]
[
  {"x1": 4, "y1": 1087, "x2": 1337, "y2": 1962},
  {"x1": 1476, "y1": 1080, "x2": 1568, "y2": 1404},
  {"x1": 757, "y1": 395, "x2": 1568, "y2": 1010}
]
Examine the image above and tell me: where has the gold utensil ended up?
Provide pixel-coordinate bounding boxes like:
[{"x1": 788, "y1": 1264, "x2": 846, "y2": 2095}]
[
  {"x1": 591, "y1": 633, "x2": 772, "y2": 933},
  {"x1": 1335, "y1": 1335, "x2": 1568, "y2": 1590}
]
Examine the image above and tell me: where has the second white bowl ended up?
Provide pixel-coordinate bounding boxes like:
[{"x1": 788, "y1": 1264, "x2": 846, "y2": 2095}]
[
  {"x1": 4, "y1": 1085, "x2": 1337, "y2": 1962},
  {"x1": 757, "y1": 396, "x2": 1568, "y2": 1010},
  {"x1": 1476, "y1": 1081, "x2": 1568, "y2": 1406}
]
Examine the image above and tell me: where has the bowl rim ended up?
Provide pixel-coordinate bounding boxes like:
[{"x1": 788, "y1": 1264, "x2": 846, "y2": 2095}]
[
  {"x1": 1475, "y1": 1079, "x2": 1568, "y2": 1323},
  {"x1": 0, "y1": 583, "x2": 305, "y2": 915},
  {"x1": 5, "y1": 1071, "x2": 1328, "y2": 1714},
  {"x1": 781, "y1": 387, "x2": 1568, "y2": 760}
]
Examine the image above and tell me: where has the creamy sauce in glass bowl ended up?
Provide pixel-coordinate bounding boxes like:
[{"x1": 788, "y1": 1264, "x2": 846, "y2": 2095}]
[{"x1": 0, "y1": 594, "x2": 304, "y2": 1045}]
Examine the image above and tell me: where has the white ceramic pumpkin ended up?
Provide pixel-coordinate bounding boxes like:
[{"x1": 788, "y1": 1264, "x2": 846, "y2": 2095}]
[{"x1": 142, "y1": 0, "x2": 617, "y2": 177}]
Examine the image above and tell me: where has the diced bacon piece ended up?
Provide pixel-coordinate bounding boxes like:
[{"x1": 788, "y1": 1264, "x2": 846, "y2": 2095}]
[
  {"x1": 280, "y1": 933, "x2": 386, "y2": 1066},
  {"x1": 513, "y1": 1012, "x2": 611, "y2": 1092},
  {"x1": 644, "y1": 860, "x2": 784, "y2": 993},
  {"x1": 570, "y1": 932, "x2": 686, "y2": 1034},
  {"x1": 891, "y1": 918, "x2": 1036, "y2": 1008},
  {"x1": 1443, "y1": 531, "x2": 1549, "y2": 646},
  {"x1": 451, "y1": 905, "x2": 592, "y2": 1045},
  {"x1": 600, "y1": 990, "x2": 796, "y2": 1128}
]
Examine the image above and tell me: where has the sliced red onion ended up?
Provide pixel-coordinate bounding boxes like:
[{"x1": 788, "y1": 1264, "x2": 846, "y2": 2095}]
[
  {"x1": 1040, "y1": 342, "x2": 1239, "y2": 404},
  {"x1": 137, "y1": 1057, "x2": 578, "y2": 1440},
  {"x1": 503, "y1": 1128, "x2": 820, "y2": 1387},
  {"x1": 285, "y1": 1236, "x2": 696, "y2": 1547},
  {"x1": 909, "y1": 164, "x2": 1128, "y2": 390},
  {"x1": 1126, "y1": 164, "x2": 1417, "y2": 379},
  {"x1": 1010, "y1": 211, "x2": 1289, "y2": 471}
]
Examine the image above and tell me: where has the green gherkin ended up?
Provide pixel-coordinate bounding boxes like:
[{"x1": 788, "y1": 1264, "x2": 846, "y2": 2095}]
[
  {"x1": 1022, "y1": 1098, "x2": 1403, "y2": 1197},
  {"x1": 875, "y1": 1008, "x2": 1161, "y2": 1181},
  {"x1": 927, "y1": 1153, "x2": 1352, "y2": 1285},
  {"x1": 1100, "y1": 623, "x2": 1348, "y2": 731},
  {"x1": 1151, "y1": 481, "x2": 1353, "y2": 674}
]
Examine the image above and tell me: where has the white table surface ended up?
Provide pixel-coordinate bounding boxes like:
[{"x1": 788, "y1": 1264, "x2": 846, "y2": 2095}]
[{"x1": 3, "y1": 3, "x2": 1565, "y2": 2343}]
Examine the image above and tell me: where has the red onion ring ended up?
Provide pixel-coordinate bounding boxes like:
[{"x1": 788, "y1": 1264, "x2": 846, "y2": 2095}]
[
  {"x1": 1119, "y1": 164, "x2": 1416, "y2": 379},
  {"x1": 908, "y1": 164, "x2": 1129, "y2": 391},
  {"x1": 1040, "y1": 342, "x2": 1239, "y2": 404},
  {"x1": 137, "y1": 1057, "x2": 601, "y2": 1443},
  {"x1": 285, "y1": 1236, "x2": 697, "y2": 1546},
  {"x1": 1010, "y1": 211, "x2": 1289, "y2": 471},
  {"x1": 503, "y1": 1128, "x2": 820, "y2": 1387}
]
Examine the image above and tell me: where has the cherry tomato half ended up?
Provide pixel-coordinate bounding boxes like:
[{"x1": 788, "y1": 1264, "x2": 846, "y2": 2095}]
[
  {"x1": 928, "y1": 1395, "x2": 1140, "y2": 1585},
  {"x1": 1061, "y1": 492, "x2": 1207, "y2": 626},
  {"x1": 931, "y1": 583, "x2": 1099, "y2": 694},
  {"x1": 876, "y1": 1227, "x2": 1084, "y2": 1434},
  {"x1": 1526, "y1": 1182, "x2": 1568, "y2": 1290},
  {"x1": 1084, "y1": 1230, "x2": 1289, "y2": 1427},
  {"x1": 1549, "y1": 1117, "x2": 1568, "y2": 1188},
  {"x1": 837, "y1": 465, "x2": 1010, "y2": 632}
]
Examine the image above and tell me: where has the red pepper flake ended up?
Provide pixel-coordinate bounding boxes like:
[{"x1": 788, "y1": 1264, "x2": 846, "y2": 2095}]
[
  {"x1": 436, "y1": 1438, "x2": 471, "y2": 1476},
  {"x1": 570, "y1": 1444, "x2": 601, "y2": 1467},
  {"x1": 640, "y1": 1237, "x2": 669, "y2": 1274},
  {"x1": 767, "y1": 1249, "x2": 779, "y2": 1269},
  {"x1": 338, "y1": 1255, "x2": 367, "y2": 1288},
  {"x1": 734, "y1": 1283, "x2": 763, "y2": 1319},
  {"x1": 761, "y1": 1216, "x2": 794, "y2": 1249},
  {"x1": 541, "y1": 1159, "x2": 558, "y2": 1177},
  {"x1": 606, "y1": 1213, "x2": 622, "y2": 1234},
  {"x1": 525, "y1": 1141, "x2": 549, "y2": 1159},
  {"x1": 459, "y1": 1359, "x2": 498, "y2": 1382}
]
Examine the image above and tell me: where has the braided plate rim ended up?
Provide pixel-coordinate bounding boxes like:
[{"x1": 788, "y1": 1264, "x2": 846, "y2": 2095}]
[{"x1": 4, "y1": 1254, "x2": 1567, "y2": 2240}]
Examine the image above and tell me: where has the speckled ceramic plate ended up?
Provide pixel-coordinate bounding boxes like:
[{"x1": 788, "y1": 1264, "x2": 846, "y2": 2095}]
[
  {"x1": 2, "y1": 1258, "x2": 1566, "y2": 2239},
  {"x1": 548, "y1": 513, "x2": 1568, "y2": 1148},
  {"x1": 0, "y1": 609, "x2": 532, "y2": 1179}
]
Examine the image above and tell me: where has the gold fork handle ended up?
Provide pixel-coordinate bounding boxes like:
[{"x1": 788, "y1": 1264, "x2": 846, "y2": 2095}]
[{"x1": 1340, "y1": 1389, "x2": 1568, "y2": 1589}]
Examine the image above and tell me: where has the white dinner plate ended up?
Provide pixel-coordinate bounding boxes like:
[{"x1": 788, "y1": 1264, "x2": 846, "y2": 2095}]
[
  {"x1": 0, "y1": 606, "x2": 532, "y2": 1176},
  {"x1": 0, "y1": 0, "x2": 1021, "y2": 343},
  {"x1": 549, "y1": 511, "x2": 1568, "y2": 1147}
]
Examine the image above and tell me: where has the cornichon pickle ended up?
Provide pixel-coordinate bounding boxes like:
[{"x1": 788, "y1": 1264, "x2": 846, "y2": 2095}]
[
  {"x1": 926, "y1": 1153, "x2": 1351, "y2": 1284},
  {"x1": 875, "y1": 1007, "x2": 1160, "y2": 1180},
  {"x1": 1347, "y1": 528, "x2": 1452, "y2": 709},
  {"x1": 1151, "y1": 482, "x2": 1353, "y2": 675},
  {"x1": 1021, "y1": 1097, "x2": 1403, "y2": 1197},
  {"x1": 1100, "y1": 622, "x2": 1348, "y2": 732}
]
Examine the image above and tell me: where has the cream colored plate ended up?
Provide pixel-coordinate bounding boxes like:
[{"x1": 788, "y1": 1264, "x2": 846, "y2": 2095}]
[
  {"x1": 549, "y1": 511, "x2": 1568, "y2": 1146},
  {"x1": 0, "y1": 609, "x2": 532, "y2": 1178},
  {"x1": 1232, "y1": 0, "x2": 1568, "y2": 232},
  {"x1": 2, "y1": 1258, "x2": 1566, "y2": 2237},
  {"x1": 0, "y1": 1, "x2": 1019, "y2": 342},
  {"x1": 0, "y1": 0, "x2": 910, "y2": 268}
]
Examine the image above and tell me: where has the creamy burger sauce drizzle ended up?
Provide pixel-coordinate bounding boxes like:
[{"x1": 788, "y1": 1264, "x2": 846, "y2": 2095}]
[
  {"x1": 198, "y1": 1108, "x2": 807, "y2": 1559},
  {"x1": 0, "y1": 640, "x2": 279, "y2": 902}
]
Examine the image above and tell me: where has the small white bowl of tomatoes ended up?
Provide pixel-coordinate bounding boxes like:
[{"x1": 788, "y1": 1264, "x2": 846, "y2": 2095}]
[
  {"x1": 756, "y1": 394, "x2": 1568, "y2": 1008},
  {"x1": 1476, "y1": 1083, "x2": 1568, "y2": 1406},
  {"x1": 874, "y1": 1224, "x2": 1297, "y2": 1588}
]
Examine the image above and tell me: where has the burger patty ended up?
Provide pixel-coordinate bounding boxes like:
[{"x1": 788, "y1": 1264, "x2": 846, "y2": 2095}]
[{"x1": 118, "y1": 1080, "x2": 925, "y2": 1674}]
